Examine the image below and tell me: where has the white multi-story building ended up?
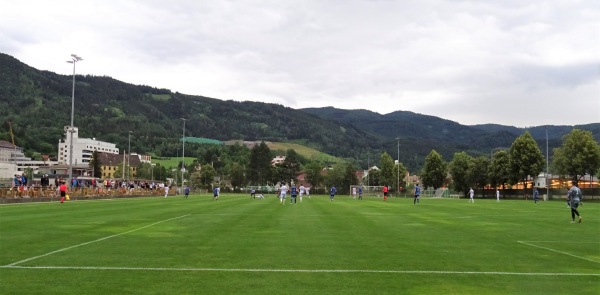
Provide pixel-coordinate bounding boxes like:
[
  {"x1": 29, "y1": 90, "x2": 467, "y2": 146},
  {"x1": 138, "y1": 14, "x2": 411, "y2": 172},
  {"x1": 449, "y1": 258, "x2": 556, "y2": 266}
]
[
  {"x1": 58, "y1": 127, "x2": 120, "y2": 165},
  {"x1": 0, "y1": 140, "x2": 58, "y2": 178}
]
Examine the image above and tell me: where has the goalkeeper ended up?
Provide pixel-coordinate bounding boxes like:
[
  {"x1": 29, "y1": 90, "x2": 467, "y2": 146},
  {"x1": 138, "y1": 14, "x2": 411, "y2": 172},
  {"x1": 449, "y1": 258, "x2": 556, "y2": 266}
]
[{"x1": 568, "y1": 181, "x2": 583, "y2": 223}]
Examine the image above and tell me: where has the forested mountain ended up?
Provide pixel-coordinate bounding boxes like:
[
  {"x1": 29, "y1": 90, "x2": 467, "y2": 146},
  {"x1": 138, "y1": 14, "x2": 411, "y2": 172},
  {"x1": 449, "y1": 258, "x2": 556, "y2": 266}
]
[
  {"x1": 1, "y1": 53, "x2": 598, "y2": 173},
  {"x1": 301, "y1": 107, "x2": 600, "y2": 166},
  {"x1": 0, "y1": 53, "x2": 382, "y2": 162}
]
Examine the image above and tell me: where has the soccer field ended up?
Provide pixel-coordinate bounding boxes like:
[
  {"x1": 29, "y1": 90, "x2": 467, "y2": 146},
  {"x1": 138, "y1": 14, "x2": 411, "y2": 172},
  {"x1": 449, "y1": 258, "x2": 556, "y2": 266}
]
[{"x1": 1, "y1": 195, "x2": 598, "y2": 295}]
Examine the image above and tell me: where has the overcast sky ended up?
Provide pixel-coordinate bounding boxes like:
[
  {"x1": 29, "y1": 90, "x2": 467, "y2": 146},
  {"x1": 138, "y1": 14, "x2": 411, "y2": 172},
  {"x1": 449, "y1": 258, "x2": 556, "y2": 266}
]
[{"x1": 1, "y1": 0, "x2": 598, "y2": 127}]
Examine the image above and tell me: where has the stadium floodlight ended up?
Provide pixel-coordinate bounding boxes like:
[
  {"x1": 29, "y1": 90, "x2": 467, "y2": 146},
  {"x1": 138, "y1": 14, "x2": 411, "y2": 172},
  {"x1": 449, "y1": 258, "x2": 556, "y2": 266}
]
[
  {"x1": 66, "y1": 54, "x2": 83, "y2": 189},
  {"x1": 396, "y1": 137, "x2": 400, "y2": 194},
  {"x1": 128, "y1": 131, "x2": 133, "y2": 181},
  {"x1": 181, "y1": 118, "x2": 187, "y2": 189}
]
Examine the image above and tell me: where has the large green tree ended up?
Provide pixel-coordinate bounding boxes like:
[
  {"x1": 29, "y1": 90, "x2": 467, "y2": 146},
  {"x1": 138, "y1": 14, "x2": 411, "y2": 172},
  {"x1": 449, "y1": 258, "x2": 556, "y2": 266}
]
[
  {"x1": 248, "y1": 141, "x2": 273, "y2": 185},
  {"x1": 509, "y1": 131, "x2": 545, "y2": 195},
  {"x1": 488, "y1": 150, "x2": 510, "y2": 191},
  {"x1": 421, "y1": 150, "x2": 447, "y2": 189},
  {"x1": 379, "y1": 152, "x2": 396, "y2": 189},
  {"x1": 197, "y1": 164, "x2": 217, "y2": 189},
  {"x1": 89, "y1": 151, "x2": 102, "y2": 178},
  {"x1": 449, "y1": 152, "x2": 473, "y2": 197},
  {"x1": 228, "y1": 162, "x2": 245, "y2": 190},
  {"x1": 393, "y1": 162, "x2": 408, "y2": 192},
  {"x1": 303, "y1": 161, "x2": 324, "y2": 188},
  {"x1": 341, "y1": 163, "x2": 359, "y2": 195},
  {"x1": 468, "y1": 156, "x2": 490, "y2": 194},
  {"x1": 552, "y1": 129, "x2": 600, "y2": 182}
]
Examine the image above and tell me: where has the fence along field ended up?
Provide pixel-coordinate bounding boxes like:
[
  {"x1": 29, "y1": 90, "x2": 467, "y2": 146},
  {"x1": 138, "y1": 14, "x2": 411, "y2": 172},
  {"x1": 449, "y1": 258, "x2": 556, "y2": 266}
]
[{"x1": 0, "y1": 194, "x2": 598, "y2": 295}]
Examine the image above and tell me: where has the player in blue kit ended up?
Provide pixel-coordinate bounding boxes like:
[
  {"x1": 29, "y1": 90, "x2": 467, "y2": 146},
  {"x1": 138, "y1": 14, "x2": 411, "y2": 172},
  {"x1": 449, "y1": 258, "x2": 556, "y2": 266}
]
[
  {"x1": 290, "y1": 184, "x2": 298, "y2": 204},
  {"x1": 330, "y1": 185, "x2": 337, "y2": 201}
]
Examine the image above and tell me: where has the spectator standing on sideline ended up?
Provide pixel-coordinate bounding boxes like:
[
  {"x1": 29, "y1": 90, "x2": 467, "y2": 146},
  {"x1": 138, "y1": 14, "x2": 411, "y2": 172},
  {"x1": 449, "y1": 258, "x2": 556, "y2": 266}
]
[
  {"x1": 414, "y1": 184, "x2": 421, "y2": 204},
  {"x1": 496, "y1": 189, "x2": 500, "y2": 202},
  {"x1": 568, "y1": 181, "x2": 583, "y2": 223}
]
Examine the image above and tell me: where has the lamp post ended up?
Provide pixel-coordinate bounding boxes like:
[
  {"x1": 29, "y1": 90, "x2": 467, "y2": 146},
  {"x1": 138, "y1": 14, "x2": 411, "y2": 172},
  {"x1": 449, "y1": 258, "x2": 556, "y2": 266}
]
[
  {"x1": 367, "y1": 152, "x2": 370, "y2": 187},
  {"x1": 128, "y1": 131, "x2": 133, "y2": 181},
  {"x1": 396, "y1": 137, "x2": 400, "y2": 194},
  {"x1": 180, "y1": 118, "x2": 186, "y2": 189},
  {"x1": 66, "y1": 54, "x2": 83, "y2": 188},
  {"x1": 546, "y1": 126, "x2": 549, "y2": 199}
]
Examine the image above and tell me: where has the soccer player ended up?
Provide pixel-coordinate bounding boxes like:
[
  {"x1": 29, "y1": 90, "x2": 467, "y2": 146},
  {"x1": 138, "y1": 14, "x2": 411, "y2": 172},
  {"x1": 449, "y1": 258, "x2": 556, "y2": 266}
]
[
  {"x1": 184, "y1": 186, "x2": 190, "y2": 199},
  {"x1": 59, "y1": 181, "x2": 67, "y2": 203},
  {"x1": 164, "y1": 185, "x2": 169, "y2": 198},
  {"x1": 414, "y1": 183, "x2": 421, "y2": 204},
  {"x1": 496, "y1": 189, "x2": 500, "y2": 202},
  {"x1": 299, "y1": 184, "x2": 306, "y2": 202},
  {"x1": 330, "y1": 185, "x2": 337, "y2": 201},
  {"x1": 469, "y1": 187, "x2": 474, "y2": 203},
  {"x1": 358, "y1": 186, "x2": 363, "y2": 200},
  {"x1": 290, "y1": 184, "x2": 298, "y2": 204},
  {"x1": 352, "y1": 187, "x2": 357, "y2": 199},
  {"x1": 383, "y1": 185, "x2": 388, "y2": 201},
  {"x1": 213, "y1": 186, "x2": 220, "y2": 200},
  {"x1": 568, "y1": 181, "x2": 583, "y2": 223},
  {"x1": 250, "y1": 189, "x2": 256, "y2": 199},
  {"x1": 279, "y1": 183, "x2": 288, "y2": 205},
  {"x1": 533, "y1": 188, "x2": 540, "y2": 204}
]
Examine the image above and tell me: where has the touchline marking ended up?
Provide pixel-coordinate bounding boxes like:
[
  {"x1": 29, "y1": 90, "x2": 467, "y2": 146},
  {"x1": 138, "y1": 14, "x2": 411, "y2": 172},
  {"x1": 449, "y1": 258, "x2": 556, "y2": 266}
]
[
  {"x1": 1, "y1": 265, "x2": 598, "y2": 276},
  {"x1": 517, "y1": 241, "x2": 600, "y2": 264},
  {"x1": 4, "y1": 214, "x2": 190, "y2": 267}
]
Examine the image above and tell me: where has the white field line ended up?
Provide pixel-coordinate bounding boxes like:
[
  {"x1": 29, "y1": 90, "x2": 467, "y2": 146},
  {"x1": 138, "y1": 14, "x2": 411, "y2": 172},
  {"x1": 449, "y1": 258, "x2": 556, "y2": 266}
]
[
  {"x1": 1, "y1": 265, "x2": 598, "y2": 276},
  {"x1": 517, "y1": 241, "x2": 600, "y2": 264},
  {"x1": 4, "y1": 214, "x2": 190, "y2": 267}
]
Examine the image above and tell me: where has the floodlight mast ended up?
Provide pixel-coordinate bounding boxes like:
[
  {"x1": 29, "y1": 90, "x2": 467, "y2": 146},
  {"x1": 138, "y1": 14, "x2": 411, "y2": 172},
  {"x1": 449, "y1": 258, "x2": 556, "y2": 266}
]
[
  {"x1": 396, "y1": 137, "x2": 400, "y2": 194},
  {"x1": 66, "y1": 54, "x2": 83, "y2": 189},
  {"x1": 181, "y1": 118, "x2": 187, "y2": 189}
]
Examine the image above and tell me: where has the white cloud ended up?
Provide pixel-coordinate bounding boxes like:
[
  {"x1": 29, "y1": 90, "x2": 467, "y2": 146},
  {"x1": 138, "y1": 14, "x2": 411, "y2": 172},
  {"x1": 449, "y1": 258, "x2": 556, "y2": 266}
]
[{"x1": 1, "y1": 0, "x2": 598, "y2": 127}]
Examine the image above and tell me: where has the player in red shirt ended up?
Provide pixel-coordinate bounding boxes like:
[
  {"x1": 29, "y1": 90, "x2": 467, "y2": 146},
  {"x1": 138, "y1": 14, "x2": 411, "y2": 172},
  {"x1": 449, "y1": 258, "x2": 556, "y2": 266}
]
[
  {"x1": 59, "y1": 182, "x2": 67, "y2": 203},
  {"x1": 383, "y1": 185, "x2": 388, "y2": 201}
]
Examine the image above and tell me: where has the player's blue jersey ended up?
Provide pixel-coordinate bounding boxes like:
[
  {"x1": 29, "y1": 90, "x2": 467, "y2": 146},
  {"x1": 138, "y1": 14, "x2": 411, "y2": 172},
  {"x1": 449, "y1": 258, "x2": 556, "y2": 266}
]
[
  {"x1": 213, "y1": 187, "x2": 218, "y2": 195},
  {"x1": 415, "y1": 186, "x2": 421, "y2": 195},
  {"x1": 291, "y1": 186, "x2": 297, "y2": 195},
  {"x1": 330, "y1": 186, "x2": 337, "y2": 195}
]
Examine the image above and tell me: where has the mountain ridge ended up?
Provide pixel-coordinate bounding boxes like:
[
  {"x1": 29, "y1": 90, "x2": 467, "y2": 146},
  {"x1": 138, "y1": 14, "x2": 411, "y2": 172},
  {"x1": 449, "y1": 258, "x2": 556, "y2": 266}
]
[{"x1": 1, "y1": 53, "x2": 598, "y2": 172}]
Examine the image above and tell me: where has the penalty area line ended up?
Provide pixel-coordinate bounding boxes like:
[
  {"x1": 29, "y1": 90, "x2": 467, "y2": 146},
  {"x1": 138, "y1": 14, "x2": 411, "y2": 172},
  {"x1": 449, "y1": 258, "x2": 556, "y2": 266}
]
[
  {"x1": 1, "y1": 265, "x2": 599, "y2": 277},
  {"x1": 517, "y1": 241, "x2": 600, "y2": 264},
  {"x1": 4, "y1": 214, "x2": 190, "y2": 267}
]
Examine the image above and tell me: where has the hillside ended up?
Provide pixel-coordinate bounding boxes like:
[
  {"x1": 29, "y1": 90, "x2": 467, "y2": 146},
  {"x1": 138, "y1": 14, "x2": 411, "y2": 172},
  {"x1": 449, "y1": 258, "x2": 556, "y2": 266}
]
[
  {"x1": 1, "y1": 53, "x2": 598, "y2": 173},
  {"x1": 0, "y1": 53, "x2": 381, "y2": 162},
  {"x1": 301, "y1": 107, "x2": 600, "y2": 163}
]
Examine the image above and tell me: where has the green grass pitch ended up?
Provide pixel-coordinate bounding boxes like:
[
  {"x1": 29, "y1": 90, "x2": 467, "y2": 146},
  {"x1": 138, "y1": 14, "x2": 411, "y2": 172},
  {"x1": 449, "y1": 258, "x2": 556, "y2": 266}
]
[{"x1": 1, "y1": 195, "x2": 598, "y2": 294}]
